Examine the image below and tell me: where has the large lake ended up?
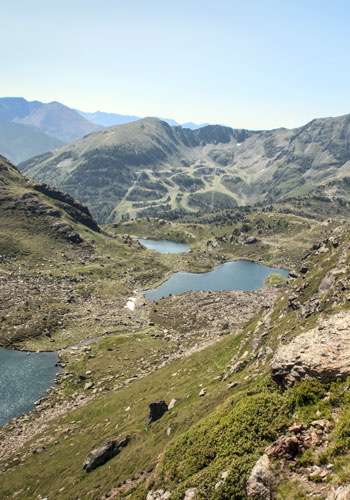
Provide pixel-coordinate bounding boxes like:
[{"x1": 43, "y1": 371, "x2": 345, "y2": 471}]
[
  {"x1": 0, "y1": 347, "x2": 59, "y2": 427},
  {"x1": 144, "y1": 260, "x2": 288, "y2": 301},
  {"x1": 137, "y1": 238, "x2": 190, "y2": 254}
]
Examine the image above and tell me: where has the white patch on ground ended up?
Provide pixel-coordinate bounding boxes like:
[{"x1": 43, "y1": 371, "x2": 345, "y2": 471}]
[{"x1": 126, "y1": 296, "x2": 137, "y2": 311}]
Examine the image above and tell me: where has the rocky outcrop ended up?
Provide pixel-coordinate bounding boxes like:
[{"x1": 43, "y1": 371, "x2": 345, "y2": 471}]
[
  {"x1": 33, "y1": 182, "x2": 100, "y2": 232},
  {"x1": 327, "y1": 485, "x2": 350, "y2": 500},
  {"x1": 266, "y1": 436, "x2": 301, "y2": 459},
  {"x1": 271, "y1": 311, "x2": 350, "y2": 386},
  {"x1": 146, "y1": 490, "x2": 171, "y2": 500},
  {"x1": 51, "y1": 221, "x2": 84, "y2": 243},
  {"x1": 146, "y1": 400, "x2": 168, "y2": 425},
  {"x1": 246, "y1": 454, "x2": 273, "y2": 500},
  {"x1": 83, "y1": 437, "x2": 129, "y2": 472}
]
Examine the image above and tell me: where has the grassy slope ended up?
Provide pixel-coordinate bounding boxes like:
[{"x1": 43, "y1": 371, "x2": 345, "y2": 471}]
[
  {"x1": 138, "y1": 224, "x2": 350, "y2": 499},
  {"x1": 3, "y1": 224, "x2": 350, "y2": 499},
  {"x1": 3, "y1": 157, "x2": 350, "y2": 498}
]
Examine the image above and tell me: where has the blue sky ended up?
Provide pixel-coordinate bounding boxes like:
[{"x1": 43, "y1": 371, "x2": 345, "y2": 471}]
[{"x1": 2, "y1": 0, "x2": 350, "y2": 129}]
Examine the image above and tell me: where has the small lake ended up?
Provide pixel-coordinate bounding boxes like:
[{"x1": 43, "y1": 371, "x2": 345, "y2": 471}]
[
  {"x1": 143, "y1": 260, "x2": 288, "y2": 301},
  {"x1": 0, "y1": 347, "x2": 59, "y2": 427},
  {"x1": 137, "y1": 238, "x2": 190, "y2": 254}
]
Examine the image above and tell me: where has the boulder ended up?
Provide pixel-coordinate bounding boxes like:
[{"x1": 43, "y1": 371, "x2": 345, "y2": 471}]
[
  {"x1": 83, "y1": 437, "x2": 128, "y2": 472},
  {"x1": 327, "y1": 485, "x2": 350, "y2": 500},
  {"x1": 246, "y1": 454, "x2": 273, "y2": 499},
  {"x1": 184, "y1": 489, "x2": 197, "y2": 500},
  {"x1": 230, "y1": 360, "x2": 247, "y2": 374},
  {"x1": 168, "y1": 398, "x2": 177, "y2": 409},
  {"x1": 245, "y1": 236, "x2": 259, "y2": 245},
  {"x1": 271, "y1": 311, "x2": 350, "y2": 387},
  {"x1": 266, "y1": 436, "x2": 300, "y2": 459},
  {"x1": 146, "y1": 400, "x2": 168, "y2": 425},
  {"x1": 146, "y1": 490, "x2": 171, "y2": 500}
]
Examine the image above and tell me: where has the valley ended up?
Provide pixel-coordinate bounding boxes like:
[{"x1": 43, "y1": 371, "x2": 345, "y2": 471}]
[
  {"x1": 2, "y1": 150, "x2": 350, "y2": 498},
  {"x1": 4, "y1": 1, "x2": 350, "y2": 498}
]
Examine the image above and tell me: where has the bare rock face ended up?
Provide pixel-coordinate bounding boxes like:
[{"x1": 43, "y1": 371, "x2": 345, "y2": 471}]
[
  {"x1": 83, "y1": 437, "x2": 129, "y2": 472},
  {"x1": 246, "y1": 454, "x2": 273, "y2": 500},
  {"x1": 33, "y1": 182, "x2": 100, "y2": 232},
  {"x1": 146, "y1": 490, "x2": 171, "y2": 500},
  {"x1": 266, "y1": 436, "x2": 301, "y2": 459},
  {"x1": 146, "y1": 400, "x2": 168, "y2": 425},
  {"x1": 327, "y1": 485, "x2": 350, "y2": 500},
  {"x1": 271, "y1": 312, "x2": 350, "y2": 387}
]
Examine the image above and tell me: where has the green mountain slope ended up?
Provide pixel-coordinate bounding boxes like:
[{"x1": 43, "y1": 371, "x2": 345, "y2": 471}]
[
  {"x1": 18, "y1": 113, "x2": 350, "y2": 223},
  {"x1": 2, "y1": 187, "x2": 350, "y2": 498},
  {"x1": 0, "y1": 120, "x2": 65, "y2": 164},
  {"x1": 18, "y1": 118, "x2": 257, "y2": 222}
]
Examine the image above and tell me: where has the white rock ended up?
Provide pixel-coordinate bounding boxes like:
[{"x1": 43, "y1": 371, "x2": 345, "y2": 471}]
[
  {"x1": 246, "y1": 454, "x2": 273, "y2": 500},
  {"x1": 327, "y1": 485, "x2": 350, "y2": 500},
  {"x1": 168, "y1": 398, "x2": 177, "y2": 409},
  {"x1": 184, "y1": 488, "x2": 197, "y2": 500}
]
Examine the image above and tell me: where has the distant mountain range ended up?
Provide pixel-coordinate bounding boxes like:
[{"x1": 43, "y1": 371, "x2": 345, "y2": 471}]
[
  {"x1": 0, "y1": 120, "x2": 65, "y2": 165},
  {"x1": 76, "y1": 109, "x2": 210, "y2": 130},
  {"x1": 0, "y1": 97, "x2": 212, "y2": 164},
  {"x1": 0, "y1": 97, "x2": 102, "y2": 163},
  {"x1": 0, "y1": 97, "x2": 101, "y2": 143},
  {"x1": 18, "y1": 113, "x2": 350, "y2": 223}
]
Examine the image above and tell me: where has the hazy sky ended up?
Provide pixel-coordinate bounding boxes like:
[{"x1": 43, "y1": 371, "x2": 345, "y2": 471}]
[{"x1": 2, "y1": 0, "x2": 350, "y2": 129}]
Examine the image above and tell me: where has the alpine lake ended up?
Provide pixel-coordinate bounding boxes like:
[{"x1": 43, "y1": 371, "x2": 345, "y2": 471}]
[{"x1": 0, "y1": 239, "x2": 288, "y2": 426}]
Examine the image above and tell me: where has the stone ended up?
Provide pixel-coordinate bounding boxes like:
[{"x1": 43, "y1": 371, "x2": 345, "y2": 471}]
[
  {"x1": 230, "y1": 360, "x2": 247, "y2": 374},
  {"x1": 199, "y1": 389, "x2": 206, "y2": 397},
  {"x1": 83, "y1": 437, "x2": 128, "y2": 472},
  {"x1": 228, "y1": 381, "x2": 238, "y2": 389},
  {"x1": 266, "y1": 435, "x2": 300, "y2": 459},
  {"x1": 271, "y1": 311, "x2": 350, "y2": 387},
  {"x1": 318, "y1": 271, "x2": 336, "y2": 293},
  {"x1": 32, "y1": 446, "x2": 46, "y2": 454},
  {"x1": 168, "y1": 398, "x2": 177, "y2": 409},
  {"x1": 246, "y1": 454, "x2": 273, "y2": 499},
  {"x1": 326, "y1": 485, "x2": 350, "y2": 500},
  {"x1": 184, "y1": 488, "x2": 197, "y2": 500},
  {"x1": 215, "y1": 470, "x2": 230, "y2": 491},
  {"x1": 146, "y1": 490, "x2": 171, "y2": 500},
  {"x1": 288, "y1": 423, "x2": 304, "y2": 434},
  {"x1": 245, "y1": 236, "x2": 259, "y2": 245},
  {"x1": 84, "y1": 382, "x2": 94, "y2": 390},
  {"x1": 83, "y1": 440, "x2": 117, "y2": 472},
  {"x1": 146, "y1": 400, "x2": 168, "y2": 425}
]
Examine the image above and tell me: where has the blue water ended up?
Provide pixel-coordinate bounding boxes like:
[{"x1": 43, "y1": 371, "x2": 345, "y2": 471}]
[
  {"x1": 144, "y1": 260, "x2": 288, "y2": 301},
  {"x1": 137, "y1": 238, "x2": 190, "y2": 254},
  {"x1": 0, "y1": 348, "x2": 59, "y2": 427}
]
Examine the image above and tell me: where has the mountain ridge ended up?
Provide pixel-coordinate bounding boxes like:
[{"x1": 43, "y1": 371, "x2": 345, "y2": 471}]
[
  {"x1": 77, "y1": 108, "x2": 211, "y2": 130},
  {"x1": 0, "y1": 97, "x2": 101, "y2": 143},
  {"x1": 18, "y1": 112, "x2": 350, "y2": 223},
  {"x1": 0, "y1": 120, "x2": 65, "y2": 164}
]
